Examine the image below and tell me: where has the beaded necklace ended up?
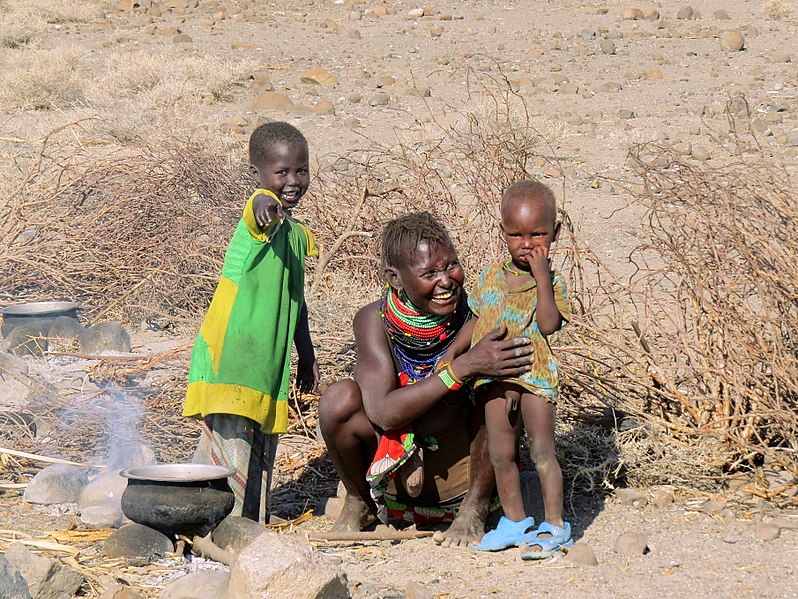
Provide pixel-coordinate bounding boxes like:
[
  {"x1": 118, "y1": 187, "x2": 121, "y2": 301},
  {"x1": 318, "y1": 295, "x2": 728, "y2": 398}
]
[{"x1": 380, "y1": 285, "x2": 472, "y2": 383}]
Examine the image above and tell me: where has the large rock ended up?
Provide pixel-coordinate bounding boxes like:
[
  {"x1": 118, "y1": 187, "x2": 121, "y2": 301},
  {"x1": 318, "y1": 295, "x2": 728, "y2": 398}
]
[
  {"x1": 79, "y1": 470, "x2": 127, "y2": 512},
  {"x1": 23, "y1": 464, "x2": 90, "y2": 505},
  {"x1": 79, "y1": 322, "x2": 131, "y2": 354},
  {"x1": 160, "y1": 571, "x2": 230, "y2": 599},
  {"x1": 3, "y1": 323, "x2": 48, "y2": 357},
  {"x1": 103, "y1": 524, "x2": 174, "y2": 565},
  {"x1": 0, "y1": 556, "x2": 31, "y2": 599},
  {"x1": 5, "y1": 542, "x2": 84, "y2": 599},
  {"x1": 212, "y1": 516, "x2": 266, "y2": 556},
  {"x1": 228, "y1": 532, "x2": 349, "y2": 599}
]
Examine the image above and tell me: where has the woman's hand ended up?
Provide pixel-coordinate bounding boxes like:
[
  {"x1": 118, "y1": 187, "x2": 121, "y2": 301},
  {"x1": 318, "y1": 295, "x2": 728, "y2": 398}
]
[{"x1": 452, "y1": 323, "x2": 532, "y2": 379}]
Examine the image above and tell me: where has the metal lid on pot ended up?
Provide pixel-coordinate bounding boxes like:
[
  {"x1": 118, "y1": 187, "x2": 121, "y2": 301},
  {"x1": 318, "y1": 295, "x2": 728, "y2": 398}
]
[
  {"x1": 0, "y1": 301, "x2": 78, "y2": 316},
  {"x1": 120, "y1": 464, "x2": 235, "y2": 482}
]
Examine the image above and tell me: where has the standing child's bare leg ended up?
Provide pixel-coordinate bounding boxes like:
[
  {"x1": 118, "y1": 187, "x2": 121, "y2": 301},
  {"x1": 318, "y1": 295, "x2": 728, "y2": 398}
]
[
  {"x1": 521, "y1": 393, "x2": 563, "y2": 527},
  {"x1": 519, "y1": 393, "x2": 572, "y2": 559},
  {"x1": 471, "y1": 383, "x2": 536, "y2": 551}
]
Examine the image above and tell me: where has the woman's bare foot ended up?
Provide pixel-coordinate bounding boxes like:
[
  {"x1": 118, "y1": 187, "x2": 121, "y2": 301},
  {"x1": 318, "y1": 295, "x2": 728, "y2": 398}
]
[
  {"x1": 331, "y1": 494, "x2": 378, "y2": 532},
  {"x1": 432, "y1": 504, "x2": 487, "y2": 548}
]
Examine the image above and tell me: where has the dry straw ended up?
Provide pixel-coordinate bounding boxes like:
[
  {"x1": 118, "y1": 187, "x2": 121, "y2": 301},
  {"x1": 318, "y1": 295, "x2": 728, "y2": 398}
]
[{"x1": 1, "y1": 79, "x2": 795, "y2": 500}]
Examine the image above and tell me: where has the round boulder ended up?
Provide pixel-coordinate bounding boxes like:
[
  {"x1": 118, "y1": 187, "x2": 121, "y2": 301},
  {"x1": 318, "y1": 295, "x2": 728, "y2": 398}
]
[
  {"x1": 103, "y1": 523, "x2": 174, "y2": 565},
  {"x1": 720, "y1": 31, "x2": 745, "y2": 52},
  {"x1": 23, "y1": 464, "x2": 90, "y2": 505},
  {"x1": 79, "y1": 322, "x2": 131, "y2": 354}
]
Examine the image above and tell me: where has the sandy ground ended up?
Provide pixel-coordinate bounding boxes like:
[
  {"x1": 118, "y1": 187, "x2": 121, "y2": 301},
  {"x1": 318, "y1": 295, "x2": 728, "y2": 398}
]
[{"x1": 1, "y1": 0, "x2": 797, "y2": 597}]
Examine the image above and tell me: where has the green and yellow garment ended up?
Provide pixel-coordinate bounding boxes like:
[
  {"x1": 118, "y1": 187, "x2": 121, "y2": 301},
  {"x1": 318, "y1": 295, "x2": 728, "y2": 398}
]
[{"x1": 184, "y1": 189, "x2": 317, "y2": 433}]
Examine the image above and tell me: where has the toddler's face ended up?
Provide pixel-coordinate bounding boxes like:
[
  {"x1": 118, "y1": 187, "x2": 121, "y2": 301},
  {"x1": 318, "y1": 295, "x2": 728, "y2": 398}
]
[
  {"x1": 251, "y1": 141, "x2": 310, "y2": 210},
  {"x1": 500, "y1": 196, "x2": 560, "y2": 271}
]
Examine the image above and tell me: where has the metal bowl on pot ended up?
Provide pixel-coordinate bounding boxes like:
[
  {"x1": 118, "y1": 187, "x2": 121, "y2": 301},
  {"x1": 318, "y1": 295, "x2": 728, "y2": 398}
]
[
  {"x1": 120, "y1": 464, "x2": 235, "y2": 537},
  {"x1": 0, "y1": 301, "x2": 79, "y2": 337}
]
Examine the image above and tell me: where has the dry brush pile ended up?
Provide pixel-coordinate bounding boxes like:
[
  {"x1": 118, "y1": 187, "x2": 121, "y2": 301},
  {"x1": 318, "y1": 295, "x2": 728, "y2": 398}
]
[{"x1": 1, "y1": 90, "x2": 795, "y2": 500}]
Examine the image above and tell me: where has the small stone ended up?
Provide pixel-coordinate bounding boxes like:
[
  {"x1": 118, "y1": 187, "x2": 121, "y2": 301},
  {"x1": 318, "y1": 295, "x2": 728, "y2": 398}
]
[
  {"x1": 600, "y1": 40, "x2": 616, "y2": 55},
  {"x1": 315, "y1": 497, "x2": 345, "y2": 519},
  {"x1": 250, "y1": 92, "x2": 296, "y2": 111},
  {"x1": 405, "y1": 581, "x2": 435, "y2": 599},
  {"x1": 770, "y1": 516, "x2": 798, "y2": 529},
  {"x1": 348, "y1": 10, "x2": 362, "y2": 21},
  {"x1": 651, "y1": 489, "x2": 674, "y2": 507},
  {"x1": 676, "y1": 6, "x2": 694, "y2": 20},
  {"x1": 81, "y1": 505, "x2": 124, "y2": 529},
  {"x1": 368, "y1": 92, "x2": 390, "y2": 106},
  {"x1": 580, "y1": 28, "x2": 597, "y2": 40},
  {"x1": 429, "y1": 25, "x2": 444, "y2": 37},
  {"x1": 348, "y1": 29, "x2": 362, "y2": 39},
  {"x1": 161, "y1": 572, "x2": 230, "y2": 599},
  {"x1": 370, "y1": 6, "x2": 389, "y2": 17},
  {"x1": 559, "y1": 83, "x2": 580, "y2": 94},
  {"x1": 772, "y1": 54, "x2": 792, "y2": 63},
  {"x1": 672, "y1": 141, "x2": 692, "y2": 155},
  {"x1": 407, "y1": 85, "x2": 431, "y2": 98},
  {"x1": 564, "y1": 542, "x2": 598, "y2": 565},
  {"x1": 6, "y1": 542, "x2": 84, "y2": 598},
  {"x1": 99, "y1": 584, "x2": 144, "y2": 599},
  {"x1": 596, "y1": 81, "x2": 623, "y2": 92},
  {"x1": 617, "y1": 109, "x2": 636, "y2": 119},
  {"x1": 212, "y1": 515, "x2": 266, "y2": 556},
  {"x1": 79, "y1": 322, "x2": 131, "y2": 354},
  {"x1": 343, "y1": 116, "x2": 361, "y2": 128},
  {"x1": 754, "y1": 522, "x2": 781, "y2": 541},
  {"x1": 622, "y1": 8, "x2": 644, "y2": 20},
  {"x1": 615, "y1": 488, "x2": 649, "y2": 507},
  {"x1": 614, "y1": 532, "x2": 650, "y2": 555},
  {"x1": 719, "y1": 31, "x2": 745, "y2": 52},
  {"x1": 690, "y1": 145, "x2": 712, "y2": 161},
  {"x1": 408, "y1": 8, "x2": 425, "y2": 18},
  {"x1": 172, "y1": 33, "x2": 193, "y2": 43},
  {"x1": 642, "y1": 8, "x2": 660, "y2": 20},
  {"x1": 103, "y1": 524, "x2": 174, "y2": 564},
  {"x1": 300, "y1": 67, "x2": 338, "y2": 86},
  {"x1": 714, "y1": 10, "x2": 731, "y2": 20},
  {"x1": 0, "y1": 556, "x2": 30, "y2": 599},
  {"x1": 642, "y1": 67, "x2": 663, "y2": 80},
  {"x1": 24, "y1": 464, "x2": 89, "y2": 504},
  {"x1": 312, "y1": 100, "x2": 336, "y2": 115}
]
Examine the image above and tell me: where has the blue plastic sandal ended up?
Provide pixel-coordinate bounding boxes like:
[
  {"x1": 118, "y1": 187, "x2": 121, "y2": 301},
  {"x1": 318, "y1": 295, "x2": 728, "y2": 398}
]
[
  {"x1": 520, "y1": 521, "x2": 574, "y2": 560},
  {"x1": 471, "y1": 516, "x2": 536, "y2": 552}
]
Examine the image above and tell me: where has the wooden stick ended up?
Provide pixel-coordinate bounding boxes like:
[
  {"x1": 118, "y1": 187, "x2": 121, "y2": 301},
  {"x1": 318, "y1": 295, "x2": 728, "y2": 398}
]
[
  {"x1": 307, "y1": 530, "x2": 434, "y2": 543},
  {"x1": 188, "y1": 533, "x2": 236, "y2": 566},
  {"x1": 0, "y1": 447, "x2": 101, "y2": 469}
]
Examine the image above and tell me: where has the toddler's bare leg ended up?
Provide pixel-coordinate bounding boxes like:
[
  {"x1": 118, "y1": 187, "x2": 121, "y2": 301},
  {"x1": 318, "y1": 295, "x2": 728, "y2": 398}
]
[
  {"x1": 521, "y1": 394, "x2": 564, "y2": 528},
  {"x1": 485, "y1": 383, "x2": 524, "y2": 522}
]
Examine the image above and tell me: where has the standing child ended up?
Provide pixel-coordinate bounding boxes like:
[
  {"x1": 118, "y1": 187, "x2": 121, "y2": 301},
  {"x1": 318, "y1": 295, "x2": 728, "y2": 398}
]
[
  {"x1": 469, "y1": 180, "x2": 573, "y2": 558},
  {"x1": 183, "y1": 122, "x2": 320, "y2": 524}
]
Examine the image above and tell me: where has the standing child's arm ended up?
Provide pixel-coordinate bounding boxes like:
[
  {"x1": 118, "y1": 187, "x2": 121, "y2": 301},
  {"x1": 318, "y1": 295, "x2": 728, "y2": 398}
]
[
  {"x1": 294, "y1": 300, "x2": 320, "y2": 393},
  {"x1": 526, "y1": 247, "x2": 563, "y2": 335}
]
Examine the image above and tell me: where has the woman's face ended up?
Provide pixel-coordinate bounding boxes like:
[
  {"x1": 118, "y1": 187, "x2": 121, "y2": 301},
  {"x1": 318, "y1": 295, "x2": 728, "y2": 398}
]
[{"x1": 388, "y1": 239, "x2": 465, "y2": 316}]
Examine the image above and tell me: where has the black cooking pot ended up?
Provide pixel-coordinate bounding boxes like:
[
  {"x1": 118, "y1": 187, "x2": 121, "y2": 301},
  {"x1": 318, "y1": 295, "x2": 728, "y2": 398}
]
[
  {"x1": 0, "y1": 301, "x2": 79, "y2": 337},
  {"x1": 120, "y1": 464, "x2": 235, "y2": 537}
]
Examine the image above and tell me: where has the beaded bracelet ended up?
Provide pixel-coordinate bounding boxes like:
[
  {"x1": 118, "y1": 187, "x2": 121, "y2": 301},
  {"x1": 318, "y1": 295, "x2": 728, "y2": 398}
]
[{"x1": 438, "y1": 363, "x2": 463, "y2": 391}]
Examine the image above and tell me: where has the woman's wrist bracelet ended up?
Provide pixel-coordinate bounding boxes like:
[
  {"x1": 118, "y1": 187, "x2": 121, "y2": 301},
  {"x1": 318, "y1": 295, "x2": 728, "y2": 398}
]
[
  {"x1": 446, "y1": 362, "x2": 464, "y2": 385},
  {"x1": 438, "y1": 363, "x2": 463, "y2": 391}
]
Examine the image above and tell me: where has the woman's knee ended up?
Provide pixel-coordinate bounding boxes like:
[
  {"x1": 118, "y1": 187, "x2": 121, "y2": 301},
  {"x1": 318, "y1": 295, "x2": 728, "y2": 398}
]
[{"x1": 318, "y1": 379, "x2": 364, "y2": 426}]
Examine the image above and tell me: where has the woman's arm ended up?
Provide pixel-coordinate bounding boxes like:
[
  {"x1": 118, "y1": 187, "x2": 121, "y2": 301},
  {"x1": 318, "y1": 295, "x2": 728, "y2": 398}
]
[{"x1": 355, "y1": 305, "x2": 533, "y2": 430}]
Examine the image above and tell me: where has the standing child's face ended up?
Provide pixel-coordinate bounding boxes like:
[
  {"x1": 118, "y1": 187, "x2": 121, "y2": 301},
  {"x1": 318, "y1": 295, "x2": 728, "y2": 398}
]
[
  {"x1": 500, "y1": 194, "x2": 561, "y2": 272},
  {"x1": 250, "y1": 141, "x2": 310, "y2": 211}
]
